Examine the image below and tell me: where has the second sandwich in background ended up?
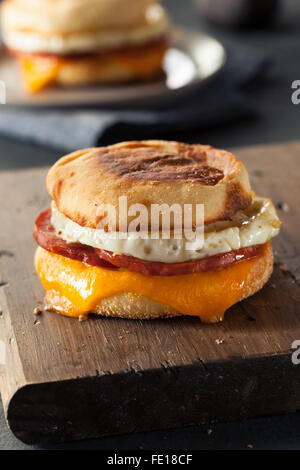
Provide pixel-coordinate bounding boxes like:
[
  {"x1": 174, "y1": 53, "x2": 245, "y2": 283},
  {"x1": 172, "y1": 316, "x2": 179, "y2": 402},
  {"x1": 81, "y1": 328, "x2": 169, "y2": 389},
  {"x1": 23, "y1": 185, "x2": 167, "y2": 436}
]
[{"x1": 1, "y1": 0, "x2": 170, "y2": 92}]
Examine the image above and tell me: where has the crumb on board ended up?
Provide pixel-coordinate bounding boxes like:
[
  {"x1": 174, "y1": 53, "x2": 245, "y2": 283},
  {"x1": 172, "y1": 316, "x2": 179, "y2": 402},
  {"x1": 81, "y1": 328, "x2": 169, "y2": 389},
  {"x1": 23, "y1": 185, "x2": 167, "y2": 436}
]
[
  {"x1": 33, "y1": 319, "x2": 40, "y2": 326},
  {"x1": 215, "y1": 339, "x2": 224, "y2": 345},
  {"x1": 33, "y1": 306, "x2": 42, "y2": 316},
  {"x1": 271, "y1": 284, "x2": 276, "y2": 288},
  {"x1": 280, "y1": 264, "x2": 289, "y2": 272},
  {"x1": 119, "y1": 335, "x2": 124, "y2": 340},
  {"x1": 207, "y1": 429, "x2": 213, "y2": 435},
  {"x1": 247, "y1": 444, "x2": 253, "y2": 449},
  {"x1": 79, "y1": 315, "x2": 88, "y2": 322},
  {"x1": 272, "y1": 220, "x2": 281, "y2": 229}
]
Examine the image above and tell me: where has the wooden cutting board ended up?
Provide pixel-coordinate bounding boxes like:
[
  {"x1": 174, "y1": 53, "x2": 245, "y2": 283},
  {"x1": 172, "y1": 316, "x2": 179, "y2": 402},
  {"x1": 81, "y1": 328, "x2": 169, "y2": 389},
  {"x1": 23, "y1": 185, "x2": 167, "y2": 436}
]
[{"x1": 0, "y1": 141, "x2": 299, "y2": 445}]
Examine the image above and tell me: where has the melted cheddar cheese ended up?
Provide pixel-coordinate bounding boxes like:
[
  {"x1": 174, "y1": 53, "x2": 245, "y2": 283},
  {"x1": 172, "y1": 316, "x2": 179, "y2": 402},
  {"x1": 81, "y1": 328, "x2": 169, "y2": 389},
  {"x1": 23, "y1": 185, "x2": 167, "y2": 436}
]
[
  {"x1": 35, "y1": 245, "x2": 267, "y2": 322},
  {"x1": 19, "y1": 56, "x2": 61, "y2": 93}
]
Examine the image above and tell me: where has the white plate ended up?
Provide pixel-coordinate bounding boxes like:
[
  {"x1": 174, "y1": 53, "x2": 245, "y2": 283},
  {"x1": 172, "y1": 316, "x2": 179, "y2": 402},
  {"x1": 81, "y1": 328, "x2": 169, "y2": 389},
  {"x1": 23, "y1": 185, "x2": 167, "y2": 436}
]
[{"x1": 0, "y1": 28, "x2": 226, "y2": 108}]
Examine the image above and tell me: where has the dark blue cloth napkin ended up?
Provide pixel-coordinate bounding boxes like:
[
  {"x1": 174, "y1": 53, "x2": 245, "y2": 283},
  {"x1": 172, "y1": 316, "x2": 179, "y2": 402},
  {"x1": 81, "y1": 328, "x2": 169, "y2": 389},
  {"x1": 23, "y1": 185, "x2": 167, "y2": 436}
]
[{"x1": 0, "y1": 46, "x2": 271, "y2": 152}]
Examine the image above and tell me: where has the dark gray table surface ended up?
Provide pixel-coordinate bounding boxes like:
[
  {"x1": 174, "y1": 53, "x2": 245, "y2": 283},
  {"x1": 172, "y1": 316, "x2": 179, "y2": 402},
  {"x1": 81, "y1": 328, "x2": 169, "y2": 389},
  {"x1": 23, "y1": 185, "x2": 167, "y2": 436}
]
[{"x1": 0, "y1": 0, "x2": 300, "y2": 450}]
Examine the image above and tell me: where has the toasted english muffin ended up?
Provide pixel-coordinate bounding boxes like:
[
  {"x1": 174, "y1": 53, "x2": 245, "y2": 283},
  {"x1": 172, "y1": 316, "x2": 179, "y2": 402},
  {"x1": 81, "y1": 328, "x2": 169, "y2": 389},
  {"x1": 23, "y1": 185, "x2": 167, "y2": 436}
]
[
  {"x1": 47, "y1": 140, "x2": 252, "y2": 230},
  {"x1": 1, "y1": 0, "x2": 157, "y2": 35}
]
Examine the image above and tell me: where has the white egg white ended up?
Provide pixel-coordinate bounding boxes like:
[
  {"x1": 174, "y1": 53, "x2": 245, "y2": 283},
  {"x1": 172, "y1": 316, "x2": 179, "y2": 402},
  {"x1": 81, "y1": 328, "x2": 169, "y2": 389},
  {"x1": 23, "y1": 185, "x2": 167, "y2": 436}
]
[{"x1": 51, "y1": 196, "x2": 280, "y2": 263}]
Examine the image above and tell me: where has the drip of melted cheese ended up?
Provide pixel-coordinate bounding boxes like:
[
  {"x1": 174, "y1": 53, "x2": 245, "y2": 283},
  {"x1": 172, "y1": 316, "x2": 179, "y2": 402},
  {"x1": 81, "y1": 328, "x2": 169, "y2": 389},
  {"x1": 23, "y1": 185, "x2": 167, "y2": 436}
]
[
  {"x1": 19, "y1": 55, "x2": 61, "y2": 93},
  {"x1": 35, "y1": 245, "x2": 268, "y2": 322}
]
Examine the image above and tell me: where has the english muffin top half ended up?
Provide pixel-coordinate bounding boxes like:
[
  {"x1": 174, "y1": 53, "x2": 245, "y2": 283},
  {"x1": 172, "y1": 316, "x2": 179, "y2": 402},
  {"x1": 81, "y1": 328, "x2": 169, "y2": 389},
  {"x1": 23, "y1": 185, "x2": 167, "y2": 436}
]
[
  {"x1": 47, "y1": 140, "x2": 252, "y2": 231},
  {"x1": 1, "y1": 0, "x2": 159, "y2": 34}
]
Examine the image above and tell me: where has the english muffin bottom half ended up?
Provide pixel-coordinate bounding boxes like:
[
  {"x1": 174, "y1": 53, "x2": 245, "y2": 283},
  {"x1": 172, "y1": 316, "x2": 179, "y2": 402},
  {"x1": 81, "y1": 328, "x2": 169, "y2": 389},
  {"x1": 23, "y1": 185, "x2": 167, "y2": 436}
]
[{"x1": 34, "y1": 140, "x2": 281, "y2": 322}]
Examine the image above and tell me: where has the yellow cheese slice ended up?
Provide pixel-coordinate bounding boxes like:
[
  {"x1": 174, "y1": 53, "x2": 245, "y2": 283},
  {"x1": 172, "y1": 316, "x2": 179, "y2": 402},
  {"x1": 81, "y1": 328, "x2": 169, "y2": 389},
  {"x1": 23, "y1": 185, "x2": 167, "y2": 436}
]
[{"x1": 35, "y1": 245, "x2": 265, "y2": 322}]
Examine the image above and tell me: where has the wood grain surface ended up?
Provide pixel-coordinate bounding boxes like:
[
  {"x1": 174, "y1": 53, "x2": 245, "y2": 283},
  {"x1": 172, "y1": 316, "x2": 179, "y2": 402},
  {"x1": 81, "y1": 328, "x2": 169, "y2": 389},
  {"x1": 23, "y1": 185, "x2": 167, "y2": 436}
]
[{"x1": 0, "y1": 141, "x2": 299, "y2": 444}]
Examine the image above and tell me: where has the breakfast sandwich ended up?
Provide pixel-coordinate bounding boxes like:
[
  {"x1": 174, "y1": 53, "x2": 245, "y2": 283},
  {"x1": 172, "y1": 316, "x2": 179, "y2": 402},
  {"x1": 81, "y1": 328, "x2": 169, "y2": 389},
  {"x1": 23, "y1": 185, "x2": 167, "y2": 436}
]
[
  {"x1": 1, "y1": 0, "x2": 169, "y2": 93},
  {"x1": 33, "y1": 140, "x2": 281, "y2": 322}
]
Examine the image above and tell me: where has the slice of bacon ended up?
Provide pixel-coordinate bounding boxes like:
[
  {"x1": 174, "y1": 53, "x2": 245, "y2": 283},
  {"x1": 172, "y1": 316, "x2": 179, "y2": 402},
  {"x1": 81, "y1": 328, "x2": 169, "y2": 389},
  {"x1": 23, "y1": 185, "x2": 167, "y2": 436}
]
[
  {"x1": 96, "y1": 245, "x2": 262, "y2": 276},
  {"x1": 34, "y1": 209, "x2": 263, "y2": 276}
]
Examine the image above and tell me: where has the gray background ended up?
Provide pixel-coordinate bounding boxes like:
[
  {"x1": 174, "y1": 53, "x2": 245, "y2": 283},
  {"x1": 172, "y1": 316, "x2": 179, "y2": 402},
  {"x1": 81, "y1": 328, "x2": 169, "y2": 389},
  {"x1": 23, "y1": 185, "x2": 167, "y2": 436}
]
[{"x1": 0, "y1": 0, "x2": 300, "y2": 450}]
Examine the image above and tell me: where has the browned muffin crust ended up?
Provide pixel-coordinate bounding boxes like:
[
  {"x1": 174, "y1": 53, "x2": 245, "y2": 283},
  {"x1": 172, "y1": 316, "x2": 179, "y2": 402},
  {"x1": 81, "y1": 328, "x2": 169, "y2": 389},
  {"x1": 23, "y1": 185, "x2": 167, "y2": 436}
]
[
  {"x1": 47, "y1": 140, "x2": 252, "y2": 230},
  {"x1": 93, "y1": 144, "x2": 225, "y2": 184}
]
